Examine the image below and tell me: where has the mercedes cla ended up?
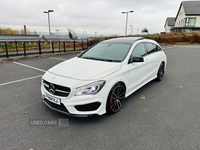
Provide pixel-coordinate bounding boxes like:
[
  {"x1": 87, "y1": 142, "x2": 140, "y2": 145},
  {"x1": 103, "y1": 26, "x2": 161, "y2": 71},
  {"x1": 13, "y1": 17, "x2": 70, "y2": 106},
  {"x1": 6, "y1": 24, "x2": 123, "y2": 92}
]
[{"x1": 41, "y1": 37, "x2": 167, "y2": 117}]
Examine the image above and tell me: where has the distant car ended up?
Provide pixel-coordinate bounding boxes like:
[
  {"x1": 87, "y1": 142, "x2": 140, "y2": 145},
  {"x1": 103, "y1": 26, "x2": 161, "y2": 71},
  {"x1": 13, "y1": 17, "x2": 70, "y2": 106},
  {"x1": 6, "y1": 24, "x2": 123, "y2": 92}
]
[{"x1": 41, "y1": 37, "x2": 167, "y2": 117}]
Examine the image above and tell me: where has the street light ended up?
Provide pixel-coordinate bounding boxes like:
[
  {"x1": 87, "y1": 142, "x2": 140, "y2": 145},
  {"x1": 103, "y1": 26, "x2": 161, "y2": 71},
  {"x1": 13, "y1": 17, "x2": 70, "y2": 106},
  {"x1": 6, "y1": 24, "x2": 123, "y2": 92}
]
[
  {"x1": 122, "y1": 10, "x2": 134, "y2": 37},
  {"x1": 55, "y1": 29, "x2": 59, "y2": 35},
  {"x1": 43, "y1": 10, "x2": 54, "y2": 51},
  {"x1": 84, "y1": 31, "x2": 87, "y2": 38},
  {"x1": 95, "y1": 32, "x2": 97, "y2": 38},
  {"x1": 130, "y1": 25, "x2": 133, "y2": 35}
]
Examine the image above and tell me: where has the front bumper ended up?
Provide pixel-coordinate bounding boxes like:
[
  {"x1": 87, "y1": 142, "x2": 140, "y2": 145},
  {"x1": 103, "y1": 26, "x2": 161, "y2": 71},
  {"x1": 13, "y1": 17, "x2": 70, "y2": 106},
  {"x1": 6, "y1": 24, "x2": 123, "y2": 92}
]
[
  {"x1": 41, "y1": 80, "x2": 110, "y2": 117},
  {"x1": 43, "y1": 98, "x2": 96, "y2": 117}
]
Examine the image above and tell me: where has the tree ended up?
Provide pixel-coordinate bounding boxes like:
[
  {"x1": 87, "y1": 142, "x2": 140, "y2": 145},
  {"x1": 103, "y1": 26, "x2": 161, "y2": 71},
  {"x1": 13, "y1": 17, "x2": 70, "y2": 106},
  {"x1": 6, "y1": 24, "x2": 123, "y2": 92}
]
[
  {"x1": 68, "y1": 28, "x2": 78, "y2": 40},
  {"x1": 20, "y1": 29, "x2": 24, "y2": 34},
  {"x1": 68, "y1": 28, "x2": 73, "y2": 39},
  {"x1": 34, "y1": 31, "x2": 38, "y2": 35},
  {"x1": 69, "y1": 31, "x2": 73, "y2": 39},
  {"x1": 142, "y1": 28, "x2": 149, "y2": 34},
  {"x1": 6, "y1": 28, "x2": 15, "y2": 34}
]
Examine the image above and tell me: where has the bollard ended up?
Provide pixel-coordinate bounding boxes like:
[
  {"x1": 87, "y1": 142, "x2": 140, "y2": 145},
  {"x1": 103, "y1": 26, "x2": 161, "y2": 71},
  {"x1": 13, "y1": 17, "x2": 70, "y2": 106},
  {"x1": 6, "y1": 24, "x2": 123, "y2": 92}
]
[
  {"x1": 63, "y1": 42, "x2": 65, "y2": 52},
  {"x1": 59, "y1": 41, "x2": 60, "y2": 52},
  {"x1": 74, "y1": 41, "x2": 75, "y2": 51},
  {"x1": 51, "y1": 42, "x2": 54, "y2": 53},
  {"x1": 38, "y1": 41, "x2": 42, "y2": 55},
  {"x1": 23, "y1": 42, "x2": 26, "y2": 57},
  {"x1": 5, "y1": 43, "x2": 9, "y2": 58}
]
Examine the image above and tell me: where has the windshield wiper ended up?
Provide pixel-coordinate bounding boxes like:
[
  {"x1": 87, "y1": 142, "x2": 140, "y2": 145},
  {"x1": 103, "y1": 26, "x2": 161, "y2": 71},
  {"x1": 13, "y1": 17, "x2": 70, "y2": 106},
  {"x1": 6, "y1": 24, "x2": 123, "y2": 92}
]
[
  {"x1": 81, "y1": 57, "x2": 121, "y2": 62},
  {"x1": 101, "y1": 59, "x2": 121, "y2": 62},
  {"x1": 82, "y1": 57, "x2": 99, "y2": 60}
]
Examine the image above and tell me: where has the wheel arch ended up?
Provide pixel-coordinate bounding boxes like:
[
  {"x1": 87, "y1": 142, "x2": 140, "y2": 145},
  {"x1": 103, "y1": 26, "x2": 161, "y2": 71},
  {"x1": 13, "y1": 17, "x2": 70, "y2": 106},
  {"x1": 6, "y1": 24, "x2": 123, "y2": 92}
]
[{"x1": 112, "y1": 81, "x2": 126, "y2": 93}]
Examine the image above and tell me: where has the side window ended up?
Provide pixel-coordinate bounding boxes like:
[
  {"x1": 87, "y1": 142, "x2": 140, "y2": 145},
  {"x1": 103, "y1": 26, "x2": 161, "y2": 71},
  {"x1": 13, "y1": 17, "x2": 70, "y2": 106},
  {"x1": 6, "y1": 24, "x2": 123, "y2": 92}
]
[
  {"x1": 156, "y1": 45, "x2": 162, "y2": 51},
  {"x1": 145, "y1": 43, "x2": 154, "y2": 54},
  {"x1": 145, "y1": 43, "x2": 161, "y2": 54},
  {"x1": 131, "y1": 43, "x2": 146, "y2": 58}
]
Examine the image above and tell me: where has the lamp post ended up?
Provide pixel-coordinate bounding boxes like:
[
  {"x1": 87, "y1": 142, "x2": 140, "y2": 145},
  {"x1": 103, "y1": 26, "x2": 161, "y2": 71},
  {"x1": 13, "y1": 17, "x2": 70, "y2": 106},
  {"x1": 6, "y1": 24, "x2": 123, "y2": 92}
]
[
  {"x1": 55, "y1": 29, "x2": 59, "y2": 36},
  {"x1": 84, "y1": 31, "x2": 87, "y2": 38},
  {"x1": 130, "y1": 25, "x2": 133, "y2": 35},
  {"x1": 122, "y1": 10, "x2": 134, "y2": 37},
  {"x1": 137, "y1": 29, "x2": 139, "y2": 35},
  {"x1": 43, "y1": 10, "x2": 54, "y2": 51},
  {"x1": 95, "y1": 32, "x2": 97, "y2": 38}
]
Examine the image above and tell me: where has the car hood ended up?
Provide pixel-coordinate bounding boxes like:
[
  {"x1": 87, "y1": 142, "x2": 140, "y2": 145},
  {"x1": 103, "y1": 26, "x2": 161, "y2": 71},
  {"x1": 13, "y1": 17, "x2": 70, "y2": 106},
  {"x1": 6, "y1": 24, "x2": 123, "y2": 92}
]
[{"x1": 48, "y1": 57, "x2": 121, "y2": 81}]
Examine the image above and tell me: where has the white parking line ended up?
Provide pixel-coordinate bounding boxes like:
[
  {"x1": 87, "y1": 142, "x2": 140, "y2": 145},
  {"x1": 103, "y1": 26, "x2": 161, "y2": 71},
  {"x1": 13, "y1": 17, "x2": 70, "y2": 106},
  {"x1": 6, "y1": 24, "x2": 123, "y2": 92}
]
[
  {"x1": 49, "y1": 57, "x2": 66, "y2": 61},
  {"x1": 0, "y1": 75, "x2": 43, "y2": 86},
  {"x1": 162, "y1": 47, "x2": 173, "y2": 50},
  {"x1": 180, "y1": 46, "x2": 200, "y2": 49},
  {"x1": 13, "y1": 61, "x2": 46, "y2": 72}
]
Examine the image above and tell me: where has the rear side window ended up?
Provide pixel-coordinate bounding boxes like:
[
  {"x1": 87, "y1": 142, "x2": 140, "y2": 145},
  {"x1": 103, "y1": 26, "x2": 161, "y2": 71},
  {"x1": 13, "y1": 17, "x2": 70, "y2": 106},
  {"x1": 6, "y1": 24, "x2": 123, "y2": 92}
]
[
  {"x1": 131, "y1": 43, "x2": 146, "y2": 57},
  {"x1": 145, "y1": 43, "x2": 161, "y2": 54}
]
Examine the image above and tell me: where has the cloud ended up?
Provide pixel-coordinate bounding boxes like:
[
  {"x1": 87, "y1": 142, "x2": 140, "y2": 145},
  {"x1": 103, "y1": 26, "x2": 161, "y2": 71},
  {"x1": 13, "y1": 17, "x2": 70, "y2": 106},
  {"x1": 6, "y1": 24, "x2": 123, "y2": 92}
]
[{"x1": 0, "y1": 0, "x2": 196, "y2": 36}]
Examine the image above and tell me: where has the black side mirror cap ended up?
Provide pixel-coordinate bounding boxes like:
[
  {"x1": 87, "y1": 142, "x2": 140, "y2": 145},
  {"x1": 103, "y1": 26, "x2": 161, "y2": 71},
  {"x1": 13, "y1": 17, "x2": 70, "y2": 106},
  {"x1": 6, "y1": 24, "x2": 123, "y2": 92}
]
[{"x1": 129, "y1": 57, "x2": 144, "y2": 63}]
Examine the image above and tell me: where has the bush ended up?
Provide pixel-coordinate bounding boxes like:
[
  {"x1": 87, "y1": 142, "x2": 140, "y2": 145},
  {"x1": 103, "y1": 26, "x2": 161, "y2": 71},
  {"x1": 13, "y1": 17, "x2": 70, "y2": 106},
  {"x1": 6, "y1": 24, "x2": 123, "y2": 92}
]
[{"x1": 189, "y1": 33, "x2": 200, "y2": 43}]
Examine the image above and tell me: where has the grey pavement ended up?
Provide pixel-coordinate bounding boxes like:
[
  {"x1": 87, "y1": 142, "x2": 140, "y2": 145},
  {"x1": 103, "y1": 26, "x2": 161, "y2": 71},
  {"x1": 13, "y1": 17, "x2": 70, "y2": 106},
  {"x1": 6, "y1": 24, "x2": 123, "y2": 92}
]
[{"x1": 0, "y1": 45, "x2": 200, "y2": 150}]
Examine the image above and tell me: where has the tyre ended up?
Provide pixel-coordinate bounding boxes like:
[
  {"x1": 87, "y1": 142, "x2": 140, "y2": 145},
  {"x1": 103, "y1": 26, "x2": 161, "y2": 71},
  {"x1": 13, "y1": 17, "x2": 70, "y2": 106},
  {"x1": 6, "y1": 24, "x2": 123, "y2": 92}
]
[
  {"x1": 156, "y1": 63, "x2": 165, "y2": 81},
  {"x1": 106, "y1": 83, "x2": 126, "y2": 114}
]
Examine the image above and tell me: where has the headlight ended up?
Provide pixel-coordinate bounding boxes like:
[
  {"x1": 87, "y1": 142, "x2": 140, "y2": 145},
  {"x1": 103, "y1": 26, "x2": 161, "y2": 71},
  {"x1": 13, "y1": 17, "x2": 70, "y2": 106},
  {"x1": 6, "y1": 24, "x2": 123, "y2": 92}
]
[{"x1": 75, "y1": 80, "x2": 106, "y2": 96}]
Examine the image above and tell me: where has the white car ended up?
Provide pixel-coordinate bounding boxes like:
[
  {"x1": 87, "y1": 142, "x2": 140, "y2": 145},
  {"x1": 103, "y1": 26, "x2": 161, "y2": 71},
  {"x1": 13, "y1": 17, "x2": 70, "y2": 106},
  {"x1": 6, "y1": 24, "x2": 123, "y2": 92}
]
[{"x1": 41, "y1": 37, "x2": 167, "y2": 117}]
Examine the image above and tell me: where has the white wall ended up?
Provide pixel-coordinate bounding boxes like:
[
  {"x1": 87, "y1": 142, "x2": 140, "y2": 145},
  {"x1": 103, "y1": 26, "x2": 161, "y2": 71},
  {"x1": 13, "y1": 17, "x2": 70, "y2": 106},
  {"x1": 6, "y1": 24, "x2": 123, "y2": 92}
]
[
  {"x1": 176, "y1": 5, "x2": 186, "y2": 27},
  {"x1": 165, "y1": 23, "x2": 172, "y2": 33}
]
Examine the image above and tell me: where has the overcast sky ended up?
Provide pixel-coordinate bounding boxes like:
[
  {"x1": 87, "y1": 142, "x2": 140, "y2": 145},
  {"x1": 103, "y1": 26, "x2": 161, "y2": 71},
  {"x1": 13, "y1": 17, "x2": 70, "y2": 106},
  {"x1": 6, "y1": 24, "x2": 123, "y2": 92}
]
[{"x1": 0, "y1": 0, "x2": 198, "y2": 36}]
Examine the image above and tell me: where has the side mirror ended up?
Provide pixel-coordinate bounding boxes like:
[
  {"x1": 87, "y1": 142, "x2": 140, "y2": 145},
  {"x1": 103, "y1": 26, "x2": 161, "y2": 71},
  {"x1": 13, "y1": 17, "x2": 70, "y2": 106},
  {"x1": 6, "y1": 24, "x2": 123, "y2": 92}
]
[{"x1": 129, "y1": 57, "x2": 144, "y2": 63}]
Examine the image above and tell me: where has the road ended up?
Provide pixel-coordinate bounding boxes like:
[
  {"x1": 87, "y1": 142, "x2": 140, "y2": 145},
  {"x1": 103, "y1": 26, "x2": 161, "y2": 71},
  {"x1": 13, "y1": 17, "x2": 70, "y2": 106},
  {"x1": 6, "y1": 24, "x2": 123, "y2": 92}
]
[{"x1": 0, "y1": 45, "x2": 200, "y2": 150}]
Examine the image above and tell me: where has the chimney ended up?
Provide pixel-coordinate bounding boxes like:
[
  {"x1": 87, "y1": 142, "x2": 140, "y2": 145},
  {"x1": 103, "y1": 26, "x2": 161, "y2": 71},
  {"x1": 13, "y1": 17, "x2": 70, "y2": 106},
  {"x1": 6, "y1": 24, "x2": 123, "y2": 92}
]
[{"x1": 24, "y1": 25, "x2": 27, "y2": 35}]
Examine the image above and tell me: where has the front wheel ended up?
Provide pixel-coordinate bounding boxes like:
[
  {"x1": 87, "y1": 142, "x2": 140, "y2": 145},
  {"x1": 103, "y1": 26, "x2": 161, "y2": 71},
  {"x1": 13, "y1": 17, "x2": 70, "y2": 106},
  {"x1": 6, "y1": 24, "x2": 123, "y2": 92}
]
[
  {"x1": 156, "y1": 63, "x2": 165, "y2": 81},
  {"x1": 106, "y1": 83, "x2": 126, "y2": 114}
]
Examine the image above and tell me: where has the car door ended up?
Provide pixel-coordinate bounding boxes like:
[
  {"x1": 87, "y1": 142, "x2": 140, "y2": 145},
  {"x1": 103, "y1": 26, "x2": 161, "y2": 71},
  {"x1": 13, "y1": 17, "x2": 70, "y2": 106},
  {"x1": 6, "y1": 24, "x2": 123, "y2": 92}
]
[
  {"x1": 144, "y1": 43, "x2": 161, "y2": 79},
  {"x1": 128, "y1": 42, "x2": 149, "y2": 93}
]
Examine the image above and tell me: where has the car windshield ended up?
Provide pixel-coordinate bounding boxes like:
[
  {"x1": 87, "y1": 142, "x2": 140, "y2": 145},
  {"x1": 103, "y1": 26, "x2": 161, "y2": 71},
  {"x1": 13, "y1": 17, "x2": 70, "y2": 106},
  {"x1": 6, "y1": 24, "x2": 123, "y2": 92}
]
[{"x1": 80, "y1": 42, "x2": 132, "y2": 62}]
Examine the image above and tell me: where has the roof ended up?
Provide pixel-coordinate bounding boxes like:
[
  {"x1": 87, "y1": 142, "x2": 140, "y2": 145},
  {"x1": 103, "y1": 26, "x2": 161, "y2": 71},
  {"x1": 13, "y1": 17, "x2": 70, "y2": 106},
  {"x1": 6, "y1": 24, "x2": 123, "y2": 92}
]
[
  {"x1": 164, "y1": 17, "x2": 176, "y2": 28},
  {"x1": 102, "y1": 37, "x2": 144, "y2": 44},
  {"x1": 175, "y1": 1, "x2": 200, "y2": 21}
]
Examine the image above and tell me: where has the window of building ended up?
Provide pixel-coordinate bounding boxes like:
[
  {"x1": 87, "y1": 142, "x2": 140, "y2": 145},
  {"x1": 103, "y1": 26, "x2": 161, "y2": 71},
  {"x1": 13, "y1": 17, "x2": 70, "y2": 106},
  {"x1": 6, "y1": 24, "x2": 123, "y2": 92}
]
[{"x1": 185, "y1": 18, "x2": 196, "y2": 26}]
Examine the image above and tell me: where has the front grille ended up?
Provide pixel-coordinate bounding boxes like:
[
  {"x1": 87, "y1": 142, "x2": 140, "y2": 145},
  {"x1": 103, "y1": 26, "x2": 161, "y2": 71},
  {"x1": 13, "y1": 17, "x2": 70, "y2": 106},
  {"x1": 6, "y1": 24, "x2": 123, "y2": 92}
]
[{"x1": 43, "y1": 80, "x2": 71, "y2": 97}]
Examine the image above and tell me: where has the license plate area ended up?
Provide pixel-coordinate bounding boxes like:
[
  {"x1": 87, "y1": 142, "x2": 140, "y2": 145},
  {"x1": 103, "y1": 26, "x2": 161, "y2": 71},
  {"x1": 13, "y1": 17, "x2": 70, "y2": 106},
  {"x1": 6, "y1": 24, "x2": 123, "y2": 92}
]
[{"x1": 45, "y1": 93, "x2": 61, "y2": 105}]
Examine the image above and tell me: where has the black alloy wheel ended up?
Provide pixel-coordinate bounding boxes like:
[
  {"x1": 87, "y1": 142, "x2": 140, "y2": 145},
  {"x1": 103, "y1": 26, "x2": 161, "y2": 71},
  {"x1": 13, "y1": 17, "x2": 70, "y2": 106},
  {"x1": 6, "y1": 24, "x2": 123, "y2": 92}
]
[
  {"x1": 106, "y1": 83, "x2": 126, "y2": 114},
  {"x1": 157, "y1": 63, "x2": 165, "y2": 81}
]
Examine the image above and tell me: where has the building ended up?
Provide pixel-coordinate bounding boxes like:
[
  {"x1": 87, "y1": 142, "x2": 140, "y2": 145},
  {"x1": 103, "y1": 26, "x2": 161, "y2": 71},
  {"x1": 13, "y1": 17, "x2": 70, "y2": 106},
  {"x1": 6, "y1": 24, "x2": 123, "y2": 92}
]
[
  {"x1": 165, "y1": 1, "x2": 200, "y2": 33},
  {"x1": 164, "y1": 17, "x2": 176, "y2": 33}
]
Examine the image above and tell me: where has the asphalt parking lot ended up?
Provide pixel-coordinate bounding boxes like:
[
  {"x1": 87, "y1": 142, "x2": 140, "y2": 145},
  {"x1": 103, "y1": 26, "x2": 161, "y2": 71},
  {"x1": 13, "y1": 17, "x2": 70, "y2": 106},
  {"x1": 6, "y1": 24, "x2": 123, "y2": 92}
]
[{"x1": 1, "y1": 45, "x2": 200, "y2": 150}]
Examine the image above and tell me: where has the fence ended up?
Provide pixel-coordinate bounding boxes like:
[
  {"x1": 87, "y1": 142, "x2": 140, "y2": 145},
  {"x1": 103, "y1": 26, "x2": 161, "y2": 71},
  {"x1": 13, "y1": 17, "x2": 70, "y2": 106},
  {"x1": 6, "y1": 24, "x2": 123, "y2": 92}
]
[{"x1": 0, "y1": 39, "x2": 99, "y2": 58}]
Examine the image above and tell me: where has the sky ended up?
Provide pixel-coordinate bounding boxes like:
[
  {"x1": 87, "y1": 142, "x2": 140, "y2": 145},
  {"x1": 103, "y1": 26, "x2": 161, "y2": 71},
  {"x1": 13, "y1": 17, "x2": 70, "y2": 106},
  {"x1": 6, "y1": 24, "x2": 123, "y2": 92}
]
[{"x1": 0, "y1": 0, "x2": 198, "y2": 36}]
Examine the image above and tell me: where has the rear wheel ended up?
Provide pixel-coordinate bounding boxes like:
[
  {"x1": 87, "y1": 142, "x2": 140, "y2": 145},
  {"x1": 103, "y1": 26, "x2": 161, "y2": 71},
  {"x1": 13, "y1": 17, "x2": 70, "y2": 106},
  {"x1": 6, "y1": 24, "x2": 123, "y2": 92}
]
[
  {"x1": 106, "y1": 83, "x2": 126, "y2": 114},
  {"x1": 156, "y1": 63, "x2": 165, "y2": 81}
]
